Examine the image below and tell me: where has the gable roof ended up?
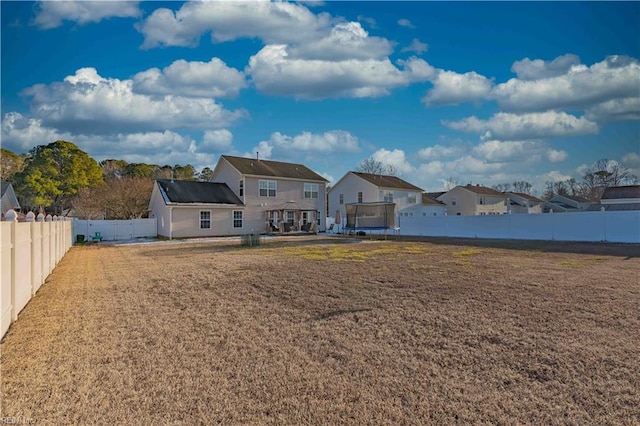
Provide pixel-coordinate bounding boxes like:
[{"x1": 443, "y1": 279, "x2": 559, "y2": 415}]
[
  {"x1": 601, "y1": 185, "x2": 640, "y2": 200},
  {"x1": 460, "y1": 184, "x2": 507, "y2": 197},
  {"x1": 422, "y1": 192, "x2": 446, "y2": 205},
  {"x1": 507, "y1": 192, "x2": 544, "y2": 203},
  {"x1": 1, "y1": 182, "x2": 13, "y2": 197},
  {"x1": 221, "y1": 155, "x2": 328, "y2": 182},
  {"x1": 352, "y1": 172, "x2": 423, "y2": 191},
  {"x1": 156, "y1": 179, "x2": 243, "y2": 205},
  {"x1": 549, "y1": 194, "x2": 593, "y2": 204}
]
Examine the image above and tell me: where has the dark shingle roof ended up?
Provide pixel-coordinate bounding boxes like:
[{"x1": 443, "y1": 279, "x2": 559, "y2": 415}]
[
  {"x1": 462, "y1": 184, "x2": 507, "y2": 197},
  {"x1": 422, "y1": 192, "x2": 446, "y2": 205},
  {"x1": 222, "y1": 155, "x2": 328, "y2": 182},
  {"x1": 352, "y1": 172, "x2": 423, "y2": 191},
  {"x1": 601, "y1": 185, "x2": 640, "y2": 200},
  {"x1": 157, "y1": 179, "x2": 243, "y2": 205}
]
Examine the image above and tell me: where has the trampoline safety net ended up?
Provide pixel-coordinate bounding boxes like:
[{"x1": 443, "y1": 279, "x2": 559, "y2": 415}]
[{"x1": 345, "y1": 202, "x2": 396, "y2": 229}]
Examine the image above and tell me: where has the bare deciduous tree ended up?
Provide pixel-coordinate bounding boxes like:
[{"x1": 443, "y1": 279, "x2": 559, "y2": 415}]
[{"x1": 356, "y1": 158, "x2": 396, "y2": 175}]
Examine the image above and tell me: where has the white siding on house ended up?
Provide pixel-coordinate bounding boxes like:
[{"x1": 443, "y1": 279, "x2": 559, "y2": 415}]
[{"x1": 328, "y1": 173, "x2": 422, "y2": 225}]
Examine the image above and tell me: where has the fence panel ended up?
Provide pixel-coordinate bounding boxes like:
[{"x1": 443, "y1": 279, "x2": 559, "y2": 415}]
[
  {"x1": 1, "y1": 222, "x2": 13, "y2": 337},
  {"x1": 394, "y1": 211, "x2": 639, "y2": 243},
  {"x1": 73, "y1": 218, "x2": 157, "y2": 242},
  {"x1": 31, "y1": 221, "x2": 43, "y2": 295},
  {"x1": 1, "y1": 215, "x2": 73, "y2": 339},
  {"x1": 13, "y1": 223, "x2": 32, "y2": 321}
]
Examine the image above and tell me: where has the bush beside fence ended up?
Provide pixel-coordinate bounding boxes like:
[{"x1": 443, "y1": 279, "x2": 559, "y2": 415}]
[{"x1": 1, "y1": 210, "x2": 73, "y2": 339}]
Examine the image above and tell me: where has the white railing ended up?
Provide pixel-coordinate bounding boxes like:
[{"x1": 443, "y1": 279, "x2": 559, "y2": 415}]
[{"x1": 1, "y1": 210, "x2": 73, "y2": 339}]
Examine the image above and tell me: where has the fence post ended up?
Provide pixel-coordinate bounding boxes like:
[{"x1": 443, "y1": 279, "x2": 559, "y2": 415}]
[{"x1": 6, "y1": 210, "x2": 19, "y2": 322}]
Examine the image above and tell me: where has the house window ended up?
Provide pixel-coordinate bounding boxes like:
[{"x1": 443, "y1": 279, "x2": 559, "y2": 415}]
[
  {"x1": 451, "y1": 197, "x2": 457, "y2": 206},
  {"x1": 357, "y1": 192, "x2": 363, "y2": 203},
  {"x1": 233, "y1": 211, "x2": 243, "y2": 228},
  {"x1": 339, "y1": 194, "x2": 344, "y2": 205},
  {"x1": 407, "y1": 193, "x2": 417, "y2": 204},
  {"x1": 479, "y1": 197, "x2": 484, "y2": 205},
  {"x1": 200, "y1": 211, "x2": 211, "y2": 229},
  {"x1": 304, "y1": 183, "x2": 319, "y2": 199},
  {"x1": 383, "y1": 191, "x2": 393, "y2": 203},
  {"x1": 239, "y1": 180, "x2": 244, "y2": 197},
  {"x1": 259, "y1": 180, "x2": 276, "y2": 197},
  {"x1": 286, "y1": 211, "x2": 295, "y2": 223}
]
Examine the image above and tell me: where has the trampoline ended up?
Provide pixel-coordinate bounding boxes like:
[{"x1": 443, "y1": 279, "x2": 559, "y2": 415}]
[{"x1": 343, "y1": 202, "x2": 397, "y2": 238}]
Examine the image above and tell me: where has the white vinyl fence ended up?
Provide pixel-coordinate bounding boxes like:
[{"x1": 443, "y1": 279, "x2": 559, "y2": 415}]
[
  {"x1": 73, "y1": 218, "x2": 157, "y2": 242},
  {"x1": 395, "y1": 210, "x2": 640, "y2": 243},
  {"x1": 1, "y1": 210, "x2": 73, "y2": 339}
]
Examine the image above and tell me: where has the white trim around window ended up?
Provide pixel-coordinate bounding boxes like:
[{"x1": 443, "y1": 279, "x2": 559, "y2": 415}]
[
  {"x1": 233, "y1": 210, "x2": 243, "y2": 228},
  {"x1": 304, "y1": 183, "x2": 319, "y2": 199},
  {"x1": 200, "y1": 210, "x2": 211, "y2": 229},
  {"x1": 259, "y1": 179, "x2": 277, "y2": 197}
]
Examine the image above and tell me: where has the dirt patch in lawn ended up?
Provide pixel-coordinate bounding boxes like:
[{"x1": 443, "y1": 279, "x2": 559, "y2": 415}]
[{"x1": 1, "y1": 237, "x2": 639, "y2": 424}]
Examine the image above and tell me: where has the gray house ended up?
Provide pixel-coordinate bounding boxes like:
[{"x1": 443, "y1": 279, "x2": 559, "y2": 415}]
[{"x1": 148, "y1": 179, "x2": 244, "y2": 239}]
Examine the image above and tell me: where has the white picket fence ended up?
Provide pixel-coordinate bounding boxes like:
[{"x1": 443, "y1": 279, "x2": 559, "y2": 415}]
[
  {"x1": 73, "y1": 218, "x2": 157, "y2": 242},
  {"x1": 395, "y1": 210, "x2": 640, "y2": 243},
  {"x1": 1, "y1": 210, "x2": 73, "y2": 339}
]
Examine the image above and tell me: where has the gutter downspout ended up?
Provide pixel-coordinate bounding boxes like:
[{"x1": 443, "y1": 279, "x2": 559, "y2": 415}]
[{"x1": 169, "y1": 206, "x2": 173, "y2": 240}]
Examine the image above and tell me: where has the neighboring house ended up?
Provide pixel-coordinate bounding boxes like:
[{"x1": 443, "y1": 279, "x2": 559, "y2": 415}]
[
  {"x1": 437, "y1": 184, "x2": 509, "y2": 216},
  {"x1": 544, "y1": 194, "x2": 595, "y2": 213},
  {"x1": 506, "y1": 192, "x2": 544, "y2": 214},
  {"x1": 149, "y1": 179, "x2": 244, "y2": 239},
  {"x1": 1, "y1": 182, "x2": 20, "y2": 218},
  {"x1": 211, "y1": 155, "x2": 328, "y2": 233},
  {"x1": 587, "y1": 185, "x2": 640, "y2": 211},
  {"x1": 399, "y1": 192, "x2": 447, "y2": 218},
  {"x1": 328, "y1": 171, "x2": 424, "y2": 224}
]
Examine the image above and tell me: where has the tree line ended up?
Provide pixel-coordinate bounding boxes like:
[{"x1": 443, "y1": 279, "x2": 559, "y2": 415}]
[{"x1": 1, "y1": 141, "x2": 214, "y2": 219}]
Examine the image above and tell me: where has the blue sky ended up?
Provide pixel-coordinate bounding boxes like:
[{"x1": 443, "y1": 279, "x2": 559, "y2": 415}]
[{"x1": 2, "y1": 1, "x2": 639, "y2": 193}]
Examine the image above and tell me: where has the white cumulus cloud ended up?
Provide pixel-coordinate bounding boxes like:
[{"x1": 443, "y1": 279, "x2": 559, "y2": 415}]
[
  {"x1": 21, "y1": 67, "x2": 247, "y2": 135},
  {"x1": 444, "y1": 111, "x2": 598, "y2": 141},
  {"x1": 136, "y1": 0, "x2": 333, "y2": 49},
  {"x1": 201, "y1": 129, "x2": 234, "y2": 151},
  {"x1": 250, "y1": 130, "x2": 360, "y2": 158},
  {"x1": 32, "y1": 0, "x2": 141, "y2": 29},
  {"x1": 511, "y1": 54, "x2": 581, "y2": 81},
  {"x1": 397, "y1": 19, "x2": 415, "y2": 29},
  {"x1": 401, "y1": 39, "x2": 429, "y2": 55},
  {"x1": 132, "y1": 58, "x2": 247, "y2": 98},
  {"x1": 423, "y1": 70, "x2": 493, "y2": 106},
  {"x1": 247, "y1": 45, "x2": 434, "y2": 99},
  {"x1": 493, "y1": 55, "x2": 640, "y2": 113},
  {"x1": 370, "y1": 148, "x2": 415, "y2": 175}
]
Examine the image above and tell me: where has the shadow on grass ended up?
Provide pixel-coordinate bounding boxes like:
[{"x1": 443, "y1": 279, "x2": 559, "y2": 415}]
[
  {"x1": 367, "y1": 235, "x2": 640, "y2": 258},
  {"x1": 142, "y1": 235, "x2": 363, "y2": 258}
]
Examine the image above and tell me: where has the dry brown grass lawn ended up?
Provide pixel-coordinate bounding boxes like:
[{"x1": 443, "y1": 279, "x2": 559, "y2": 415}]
[{"x1": 1, "y1": 237, "x2": 639, "y2": 425}]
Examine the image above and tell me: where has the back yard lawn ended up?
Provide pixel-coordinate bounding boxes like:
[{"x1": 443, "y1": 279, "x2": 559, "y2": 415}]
[{"x1": 1, "y1": 238, "x2": 639, "y2": 424}]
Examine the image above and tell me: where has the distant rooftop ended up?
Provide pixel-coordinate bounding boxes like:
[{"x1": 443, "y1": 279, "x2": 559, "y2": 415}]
[
  {"x1": 352, "y1": 172, "x2": 423, "y2": 191},
  {"x1": 221, "y1": 155, "x2": 327, "y2": 182}
]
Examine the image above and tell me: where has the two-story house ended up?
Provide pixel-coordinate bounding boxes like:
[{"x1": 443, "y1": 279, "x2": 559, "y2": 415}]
[
  {"x1": 328, "y1": 171, "x2": 424, "y2": 224},
  {"x1": 587, "y1": 185, "x2": 640, "y2": 211},
  {"x1": 211, "y1": 155, "x2": 328, "y2": 233},
  {"x1": 437, "y1": 184, "x2": 509, "y2": 216},
  {"x1": 543, "y1": 194, "x2": 595, "y2": 213},
  {"x1": 506, "y1": 192, "x2": 544, "y2": 214}
]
